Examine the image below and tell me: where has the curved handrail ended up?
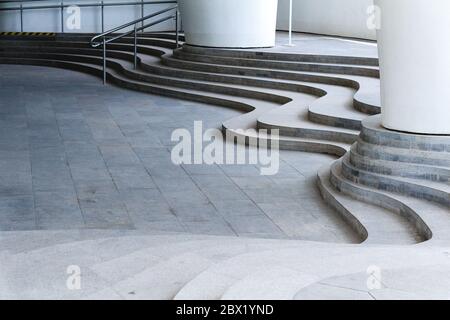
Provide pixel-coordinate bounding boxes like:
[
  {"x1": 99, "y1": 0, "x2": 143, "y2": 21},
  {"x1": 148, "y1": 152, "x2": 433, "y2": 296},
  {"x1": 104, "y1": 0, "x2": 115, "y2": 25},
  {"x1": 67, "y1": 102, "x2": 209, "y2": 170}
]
[{"x1": 90, "y1": 5, "x2": 177, "y2": 47}]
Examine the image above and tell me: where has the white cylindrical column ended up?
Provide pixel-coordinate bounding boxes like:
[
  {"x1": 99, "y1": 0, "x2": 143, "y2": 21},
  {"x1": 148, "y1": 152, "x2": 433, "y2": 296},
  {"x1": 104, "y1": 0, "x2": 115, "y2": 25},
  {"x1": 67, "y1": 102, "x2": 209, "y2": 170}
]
[
  {"x1": 375, "y1": 0, "x2": 450, "y2": 134},
  {"x1": 178, "y1": 0, "x2": 278, "y2": 48}
]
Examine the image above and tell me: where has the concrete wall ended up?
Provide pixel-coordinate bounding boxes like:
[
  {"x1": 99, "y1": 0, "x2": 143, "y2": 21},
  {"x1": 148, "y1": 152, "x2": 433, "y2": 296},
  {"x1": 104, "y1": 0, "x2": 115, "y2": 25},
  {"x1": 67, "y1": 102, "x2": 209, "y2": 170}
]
[
  {"x1": 0, "y1": 0, "x2": 177, "y2": 33},
  {"x1": 277, "y1": 0, "x2": 376, "y2": 40}
]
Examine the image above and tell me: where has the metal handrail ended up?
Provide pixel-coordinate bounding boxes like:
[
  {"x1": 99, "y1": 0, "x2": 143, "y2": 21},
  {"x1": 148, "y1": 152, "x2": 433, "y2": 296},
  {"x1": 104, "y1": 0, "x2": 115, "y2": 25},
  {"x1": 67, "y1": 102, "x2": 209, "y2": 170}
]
[
  {"x1": 0, "y1": 1, "x2": 177, "y2": 33},
  {"x1": 90, "y1": 6, "x2": 176, "y2": 47},
  {"x1": 89, "y1": 5, "x2": 179, "y2": 84}
]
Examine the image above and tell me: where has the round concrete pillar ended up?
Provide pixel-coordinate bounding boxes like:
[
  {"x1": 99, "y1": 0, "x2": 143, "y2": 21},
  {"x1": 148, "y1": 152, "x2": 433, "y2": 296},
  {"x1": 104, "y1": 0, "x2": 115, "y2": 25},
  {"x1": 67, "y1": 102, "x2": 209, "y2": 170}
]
[
  {"x1": 178, "y1": 0, "x2": 278, "y2": 48},
  {"x1": 375, "y1": 0, "x2": 450, "y2": 134}
]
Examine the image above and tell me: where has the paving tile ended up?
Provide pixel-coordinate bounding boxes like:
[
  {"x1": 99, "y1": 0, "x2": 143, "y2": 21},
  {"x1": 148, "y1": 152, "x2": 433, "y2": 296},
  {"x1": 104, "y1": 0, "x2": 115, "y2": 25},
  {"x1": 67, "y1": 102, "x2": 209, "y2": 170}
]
[
  {"x1": 82, "y1": 207, "x2": 133, "y2": 229},
  {"x1": 34, "y1": 191, "x2": 84, "y2": 229},
  {"x1": 99, "y1": 145, "x2": 142, "y2": 167},
  {"x1": 107, "y1": 165, "x2": 156, "y2": 190},
  {"x1": 222, "y1": 214, "x2": 284, "y2": 236},
  {"x1": 0, "y1": 195, "x2": 35, "y2": 230}
]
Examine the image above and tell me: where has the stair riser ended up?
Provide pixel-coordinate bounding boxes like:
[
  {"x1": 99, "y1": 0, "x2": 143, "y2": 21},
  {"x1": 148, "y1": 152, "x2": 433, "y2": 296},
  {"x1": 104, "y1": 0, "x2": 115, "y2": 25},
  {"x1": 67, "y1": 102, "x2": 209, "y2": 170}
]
[
  {"x1": 224, "y1": 128, "x2": 347, "y2": 157},
  {"x1": 173, "y1": 51, "x2": 380, "y2": 78},
  {"x1": 183, "y1": 45, "x2": 379, "y2": 66},
  {"x1": 162, "y1": 56, "x2": 360, "y2": 89},
  {"x1": 308, "y1": 110, "x2": 362, "y2": 131},
  {"x1": 257, "y1": 121, "x2": 358, "y2": 144},
  {"x1": 353, "y1": 98, "x2": 380, "y2": 115},
  {"x1": 350, "y1": 149, "x2": 450, "y2": 183},
  {"x1": 123, "y1": 68, "x2": 290, "y2": 104},
  {"x1": 361, "y1": 116, "x2": 450, "y2": 153},
  {"x1": 341, "y1": 158, "x2": 450, "y2": 207},
  {"x1": 141, "y1": 62, "x2": 327, "y2": 97},
  {"x1": 355, "y1": 140, "x2": 450, "y2": 167}
]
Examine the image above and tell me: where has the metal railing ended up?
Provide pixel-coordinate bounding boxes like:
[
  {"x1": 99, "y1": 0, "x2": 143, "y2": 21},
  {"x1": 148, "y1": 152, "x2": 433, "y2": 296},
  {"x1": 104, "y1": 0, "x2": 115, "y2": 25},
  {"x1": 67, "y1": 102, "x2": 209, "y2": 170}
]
[
  {"x1": 0, "y1": 0, "x2": 177, "y2": 33},
  {"x1": 90, "y1": 5, "x2": 179, "y2": 84}
]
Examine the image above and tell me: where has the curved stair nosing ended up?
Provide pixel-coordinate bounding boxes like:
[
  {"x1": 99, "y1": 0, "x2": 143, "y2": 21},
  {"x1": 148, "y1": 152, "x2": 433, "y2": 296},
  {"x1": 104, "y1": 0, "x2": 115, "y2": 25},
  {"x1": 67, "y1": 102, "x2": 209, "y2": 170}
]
[
  {"x1": 353, "y1": 97, "x2": 380, "y2": 115},
  {"x1": 328, "y1": 159, "x2": 432, "y2": 242},
  {"x1": 317, "y1": 168, "x2": 369, "y2": 243},
  {"x1": 223, "y1": 126, "x2": 348, "y2": 157}
]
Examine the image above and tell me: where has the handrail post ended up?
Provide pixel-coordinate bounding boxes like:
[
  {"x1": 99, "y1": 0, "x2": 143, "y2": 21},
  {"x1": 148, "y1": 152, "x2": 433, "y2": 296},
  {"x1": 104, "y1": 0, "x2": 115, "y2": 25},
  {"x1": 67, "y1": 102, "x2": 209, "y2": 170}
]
[
  {"x1": 60, "y1": 1, "x2": 64, "y2": 33},
  {"x1": 103, "y1": 38, "x2": 106, "y2": 84},
  {"x1": 101, "y1": 1, "x2": 104, "y2": 33},
  {"x1": 20, "y1": 3, "x2": 23, "y2": 32},
  {"x1": 134, "y1": 24, "x2": 138, "y2": 69},
  {"x1": 141, "y1": 0, "x2": 144, "y2": 32},
  {"x1": 175, "y1": 10, "x2": 179, "y2": 48}
]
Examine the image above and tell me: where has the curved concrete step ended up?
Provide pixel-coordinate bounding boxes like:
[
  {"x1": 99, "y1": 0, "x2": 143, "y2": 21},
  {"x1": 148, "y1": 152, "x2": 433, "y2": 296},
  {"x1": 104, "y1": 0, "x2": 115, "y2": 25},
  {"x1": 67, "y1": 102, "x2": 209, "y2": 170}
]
[
  {"x1": 162, "y1": 54, "x2": 380, "y2": 115},
  {"x1": 349, "y1": 145, "x2": 450, "y2": 183},
  {"x1": 3, "y1": 35, "x2": 379, "y2": 121},
  {"x1": 318, "y1": 165, "x2": 425, "y2": 245},
  {"x1": 327, "y1": 158, "x2": 450, "y2": 243},
  {"x1": 341, "y1": 153, "x2": 450, "y2": 207},
  {"x1": 355, "y1": 138, "x2": 450, "y2": 168},
  {"x1": 172, "y1": 49, "x2": 380, "y2": 78},
  {"x1": 182, "y1": 44, "x2": 379, "y2": 66}
]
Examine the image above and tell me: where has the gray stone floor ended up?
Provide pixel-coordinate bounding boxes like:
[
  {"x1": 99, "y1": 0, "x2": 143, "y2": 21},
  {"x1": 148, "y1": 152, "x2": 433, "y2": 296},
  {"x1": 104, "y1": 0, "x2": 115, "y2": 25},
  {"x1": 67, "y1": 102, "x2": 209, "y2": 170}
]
[
  {"x1": 264, "y1": 31, "x2": 378, "y2": 58},
  {"x1": 0, "y1": 64, "x2": 357, "y2": 243}
]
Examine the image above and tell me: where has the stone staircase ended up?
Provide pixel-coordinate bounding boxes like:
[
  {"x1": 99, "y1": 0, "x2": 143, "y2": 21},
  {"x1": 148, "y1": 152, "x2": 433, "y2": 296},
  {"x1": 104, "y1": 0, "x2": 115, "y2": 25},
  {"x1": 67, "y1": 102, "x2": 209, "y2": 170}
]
[
  {"x1": 318, "y1": 115, "x2": 450, "y2": 245},
  {"x1": 1, "y1": 32, "x2": 450, "y2": 299}
]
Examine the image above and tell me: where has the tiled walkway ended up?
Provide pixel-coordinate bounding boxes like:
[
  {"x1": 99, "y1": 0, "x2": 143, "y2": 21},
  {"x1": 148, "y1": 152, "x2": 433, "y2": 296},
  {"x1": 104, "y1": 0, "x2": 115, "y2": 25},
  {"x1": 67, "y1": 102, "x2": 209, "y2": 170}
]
[{"x1": 0, "y1": 65, "x2": 357, "y2": 243}]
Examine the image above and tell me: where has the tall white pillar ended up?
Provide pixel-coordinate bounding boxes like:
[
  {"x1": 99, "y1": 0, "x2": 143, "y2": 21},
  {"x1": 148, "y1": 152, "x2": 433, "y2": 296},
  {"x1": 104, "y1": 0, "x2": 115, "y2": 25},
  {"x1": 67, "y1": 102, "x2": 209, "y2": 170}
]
[
  {"x1": 375, "y1": 0, "x2": 450, "y2": 134},
  {"x1": 178, "y1": 0, "x2": 278, "y2": 48}
]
